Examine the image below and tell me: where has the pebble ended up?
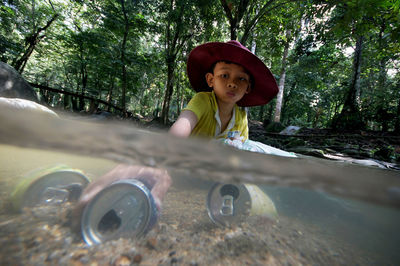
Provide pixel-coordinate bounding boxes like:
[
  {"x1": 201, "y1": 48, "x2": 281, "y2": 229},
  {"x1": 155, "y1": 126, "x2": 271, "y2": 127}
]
[
  {"x1": 113, "y1": 255, "x2": 131, "y2": 266},
  {"x1": 146, "y1": 237, "x2": 157, "y2": 250},
  {"x1": 72, "y1": 249, "x2": 89, "y2": 259},
  {"x1": 64, "y1": 236, "x2": 73, "y2": 245},
  {"x1": 47, "y1": 250, "x2": 62, "y2": 261},
  {"x1": 159, "y1": 223, "x2": 167, "y2": 233},
  {"x1": 133, "y1": 254, "x2": 142, "y2": 263}
]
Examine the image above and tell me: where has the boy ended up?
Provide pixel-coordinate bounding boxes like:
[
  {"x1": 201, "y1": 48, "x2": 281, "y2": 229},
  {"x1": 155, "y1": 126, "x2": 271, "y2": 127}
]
[{"x1": 170, "y1": 40, "x2": 295, "y2": 156}]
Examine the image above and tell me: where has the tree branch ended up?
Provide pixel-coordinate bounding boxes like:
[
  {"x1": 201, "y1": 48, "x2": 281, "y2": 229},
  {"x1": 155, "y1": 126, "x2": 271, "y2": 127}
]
[
  {"x1": 241, "y1": 0, "x2": 296, "y2": 44},
  {"x1": 29, "y1": 83, "x2": 124, "y2": 112}
]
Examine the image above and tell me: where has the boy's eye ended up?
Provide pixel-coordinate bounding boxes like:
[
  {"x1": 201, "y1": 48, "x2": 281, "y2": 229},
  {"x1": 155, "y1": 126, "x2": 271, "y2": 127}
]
[
  {"x1": 238, "y1": 77, "x2": 249, "y2": 83},
  {"x1": 221, "y1": 74, "x2": 228, "y2": 78}
]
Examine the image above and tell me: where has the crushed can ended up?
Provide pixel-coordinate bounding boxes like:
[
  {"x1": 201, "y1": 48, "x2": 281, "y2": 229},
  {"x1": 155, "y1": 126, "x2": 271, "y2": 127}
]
[
  {"x1": 80, "y1": 179, "x2": 158, "y2": 246},
  {"x1": 11, "y1": 165, "x2": 90, "y2": 212},
  {"x1": 206, "y1": 183, "x2": 278, "y2": 226}
]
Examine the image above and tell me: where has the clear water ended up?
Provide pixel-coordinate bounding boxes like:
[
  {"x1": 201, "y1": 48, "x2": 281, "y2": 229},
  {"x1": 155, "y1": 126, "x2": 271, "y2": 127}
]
[{"x1": 1, "y1": 107, "x2": 400, "y2": 265}]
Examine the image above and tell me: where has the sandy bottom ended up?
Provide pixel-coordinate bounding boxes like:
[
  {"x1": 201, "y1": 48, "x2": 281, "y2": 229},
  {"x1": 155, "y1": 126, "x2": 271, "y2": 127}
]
[{"x1": 0, "y1": 181, "x2": 384, "y2": 266}]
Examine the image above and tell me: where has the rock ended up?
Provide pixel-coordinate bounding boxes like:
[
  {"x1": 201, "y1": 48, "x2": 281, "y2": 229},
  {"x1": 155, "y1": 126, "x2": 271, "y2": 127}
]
[
  {"x1": 0, "y1": 97, "x2": 58, "y2": 118},
  {"x1": 0, "y1": 62, "x2": 38, "y2": 102},
  {"x1": 280, "y1": 126, "x2": 301, "y2": 135}
]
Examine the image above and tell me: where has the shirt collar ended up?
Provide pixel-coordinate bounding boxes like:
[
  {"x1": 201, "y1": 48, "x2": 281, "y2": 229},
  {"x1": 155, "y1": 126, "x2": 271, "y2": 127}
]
[{"x1": 212, "y1": 91, "x2": 237, "y2": 137}]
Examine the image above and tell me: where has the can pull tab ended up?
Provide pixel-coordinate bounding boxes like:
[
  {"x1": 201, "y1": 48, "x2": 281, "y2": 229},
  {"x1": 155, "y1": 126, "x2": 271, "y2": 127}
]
[
  {"x1": 219, "y1": 184, "x2": 240, "y2": 217},
  {"x1": 220, "y1": 195, "x2": 234, "y2": 216},
  {"x1": 40, "y1": 183, "x2": 84, "y2": 205},
  {"x1": 40, "y1": 187, "x2": 69, "y2": 205}
]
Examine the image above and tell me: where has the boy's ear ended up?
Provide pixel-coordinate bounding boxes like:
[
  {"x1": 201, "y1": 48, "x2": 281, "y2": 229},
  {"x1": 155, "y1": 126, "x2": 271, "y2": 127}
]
[
  {"x1": 205, "y1": 73, "x2": 214, "y2": 87},
  {"x1": 245, "y1": 85, "x2": 251, "y2": 94}
]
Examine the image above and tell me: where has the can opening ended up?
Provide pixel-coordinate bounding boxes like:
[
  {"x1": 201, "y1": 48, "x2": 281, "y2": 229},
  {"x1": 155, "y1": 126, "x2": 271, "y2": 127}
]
[
  {"x1": 219, "y1": 184, "x2": 240, "y2": 200},
  {"x1": 97, "y1": 209, "x2": 121, "y2": 234}
]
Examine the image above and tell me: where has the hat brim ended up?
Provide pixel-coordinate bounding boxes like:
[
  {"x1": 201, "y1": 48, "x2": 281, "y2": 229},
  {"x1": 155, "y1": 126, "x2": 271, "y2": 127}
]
[{"x1": 187, "y1": 42, "x2": 279, "y2": 107}]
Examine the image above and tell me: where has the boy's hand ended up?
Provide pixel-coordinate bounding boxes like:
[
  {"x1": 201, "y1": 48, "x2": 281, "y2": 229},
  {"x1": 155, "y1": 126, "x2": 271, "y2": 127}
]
[{"x1": 71, "y1": 164, "x2": 172, "y2": 230}]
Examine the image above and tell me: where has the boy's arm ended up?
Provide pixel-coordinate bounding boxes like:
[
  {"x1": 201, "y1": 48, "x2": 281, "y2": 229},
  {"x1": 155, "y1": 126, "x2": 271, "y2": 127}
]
[{"x1": 169, "y1": 110, "x2": 198, "y2": 138}]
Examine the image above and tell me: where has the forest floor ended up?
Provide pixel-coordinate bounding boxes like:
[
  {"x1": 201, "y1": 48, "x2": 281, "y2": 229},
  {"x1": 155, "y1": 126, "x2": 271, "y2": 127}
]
[
  {"x1": 86, "y1": 111, "x2": 400, "y2": 169},
  {"x1": 137, "y1": 115, "x2": 400, "y2": 169},
  {"x1": 246, "y1": 120, "x2": 400, "y2": 170}
]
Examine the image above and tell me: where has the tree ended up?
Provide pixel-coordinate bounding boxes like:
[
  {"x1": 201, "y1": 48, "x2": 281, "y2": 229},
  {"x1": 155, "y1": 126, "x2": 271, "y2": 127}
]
[
  {"x1": 273, "y1": 28, "x2": 291, "y2": 122},
  {"x1": 159, "y1": 0, "x2": 205, "y2": 124},
  {"x1": 315, "y1": 0, "x2": 400, "y2": 130},
  {"x1": 220, "y1": 0, "x2": 297, "y2": 45},
  {"x1": 3, "y1": 0, "x2": 59, "y2": 73}
]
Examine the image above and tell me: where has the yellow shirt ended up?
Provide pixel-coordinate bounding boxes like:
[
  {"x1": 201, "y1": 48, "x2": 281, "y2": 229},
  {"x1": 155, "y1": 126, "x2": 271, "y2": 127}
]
[{"x1": 183, "y1": 91, "x2": 249, "y2": 142}]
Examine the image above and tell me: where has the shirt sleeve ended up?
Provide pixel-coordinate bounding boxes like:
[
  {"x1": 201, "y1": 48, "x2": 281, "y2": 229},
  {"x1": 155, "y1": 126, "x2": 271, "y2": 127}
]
[{"x1": 182, "y1": 92, "x2": 209, "y2": 121}]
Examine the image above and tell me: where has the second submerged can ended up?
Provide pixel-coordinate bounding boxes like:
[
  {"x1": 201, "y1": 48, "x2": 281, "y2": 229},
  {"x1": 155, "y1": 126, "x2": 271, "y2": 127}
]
[
  {"x1": 80, "y1": 179, "x2": 158, "y2": 246},
  {"x1": 11, "y1": 165, "x2": 90, "y2": 212},
  {"x1": 207, "y1": 182, "x2": 278, "y2": 226}
]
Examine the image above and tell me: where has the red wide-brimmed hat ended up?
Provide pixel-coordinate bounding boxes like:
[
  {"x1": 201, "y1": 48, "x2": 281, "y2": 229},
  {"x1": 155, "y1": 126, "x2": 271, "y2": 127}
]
[{"x1": 187, "y1": 40, "x2": 279, "y2": 107}]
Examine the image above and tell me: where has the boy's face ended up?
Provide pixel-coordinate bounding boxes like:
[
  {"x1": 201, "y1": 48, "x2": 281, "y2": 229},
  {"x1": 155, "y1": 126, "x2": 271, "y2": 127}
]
[{"x1": 205, "y1": 62, "x2": 251, "y2": 106}]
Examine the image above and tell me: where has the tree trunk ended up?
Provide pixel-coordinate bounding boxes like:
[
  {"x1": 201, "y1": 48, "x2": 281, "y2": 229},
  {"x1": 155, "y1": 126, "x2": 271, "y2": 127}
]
[
  {"x1": 175, "y1": 70, "x2": 181, "y2": 117},
  {"x1": 121, "y1": 30, "x2": 128, "y2": 114},
  {"x1": 267, "y1": 100, "x2": 274, "y2": 121},
  {"x1": 333, "y1": 35, "x2": 365, "y2": 130},
  {"x1": 274, "y1": 29, "x2": 291, "y2": 122},
  {"x1": 120, "y1": 0, "x2": 129, "y2": 115},
  {"x1": 376, "y1": 21, "x2": 389, "y2": 132},
  {"x1": 107, "y1": 74, "x2": 115, "y2": 112},
  {"x1": 160, "y1": 0, "x2": 190, "y2": 124},
  {"x1": 346, "y1": 35, "x2": 363, "y2": 112},
  {"x1": 220, "y1": 0, "x2": 241, "y2": 40},
  {"x1": 395, "y1": 82, "x2": 400, "y2": 133},
  {"x1": 64, "y1": 94, "x2": 71, "y2": 110},
  {"x1": 258, "y1": 105, "x2": 265, "y2": 121},
  {"x1": 78, "y1": 61, "x2": 87, "y2": 111},
  {"x1": 161, "y1": 61, "x2": 175, "y2": 124},
  {"x1": 13, "y1": 14, "x2": 58, "y2": 73}
]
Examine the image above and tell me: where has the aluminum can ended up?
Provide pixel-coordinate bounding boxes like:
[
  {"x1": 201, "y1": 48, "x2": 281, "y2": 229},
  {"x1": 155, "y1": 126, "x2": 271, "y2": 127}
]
[
  {"x1": 206, "y1": 183, "x2": 278, "y2": 226},
  {"x1": 11, "y1": 165, "x2": 90, "y2": 211},
  {"x1": 80, "y1": 179, "x2": 158, "y2": 246}
]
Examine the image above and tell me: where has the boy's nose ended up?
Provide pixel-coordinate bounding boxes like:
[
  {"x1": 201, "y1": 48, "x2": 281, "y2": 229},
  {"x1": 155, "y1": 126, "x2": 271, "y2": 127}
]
[{"x1": 227, "y1": 81, "x2": 237, "y2": 89}]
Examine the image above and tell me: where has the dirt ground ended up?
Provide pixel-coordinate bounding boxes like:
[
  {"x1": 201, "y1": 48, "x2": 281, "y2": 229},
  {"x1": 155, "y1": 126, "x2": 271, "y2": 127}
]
[{"x1": 0, "y1": 183, "x2": 383, "y2": 266}]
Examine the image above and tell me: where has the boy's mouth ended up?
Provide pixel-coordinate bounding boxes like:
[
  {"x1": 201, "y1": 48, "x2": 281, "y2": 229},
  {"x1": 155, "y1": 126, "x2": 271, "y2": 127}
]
[{"x1": 226, "y1": 92, "x2": 236, "y2": 97}]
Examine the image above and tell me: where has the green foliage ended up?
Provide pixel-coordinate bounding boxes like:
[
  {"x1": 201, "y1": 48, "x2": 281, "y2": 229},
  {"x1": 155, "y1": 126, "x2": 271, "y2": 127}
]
[{"x1": 0, "y1": 0, "x2": 399, "y2": 132}]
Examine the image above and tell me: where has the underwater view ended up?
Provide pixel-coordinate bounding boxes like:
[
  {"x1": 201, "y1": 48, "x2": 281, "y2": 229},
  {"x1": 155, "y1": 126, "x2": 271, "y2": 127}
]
[{"x1": 1, "y1": 108, "x2": 400, "y2": 265}]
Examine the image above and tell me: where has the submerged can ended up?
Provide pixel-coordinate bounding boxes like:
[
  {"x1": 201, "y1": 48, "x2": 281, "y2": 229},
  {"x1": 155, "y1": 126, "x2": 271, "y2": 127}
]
[
  {"x1": 80, "y1": 179, "x2": 158, "y2": 246},
  {"x1": 11, "y1": 165, "x2": 90, "y2": 211},
  {"x1": 206, "y1": 183, "x2": 278, "y2": 226}
]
